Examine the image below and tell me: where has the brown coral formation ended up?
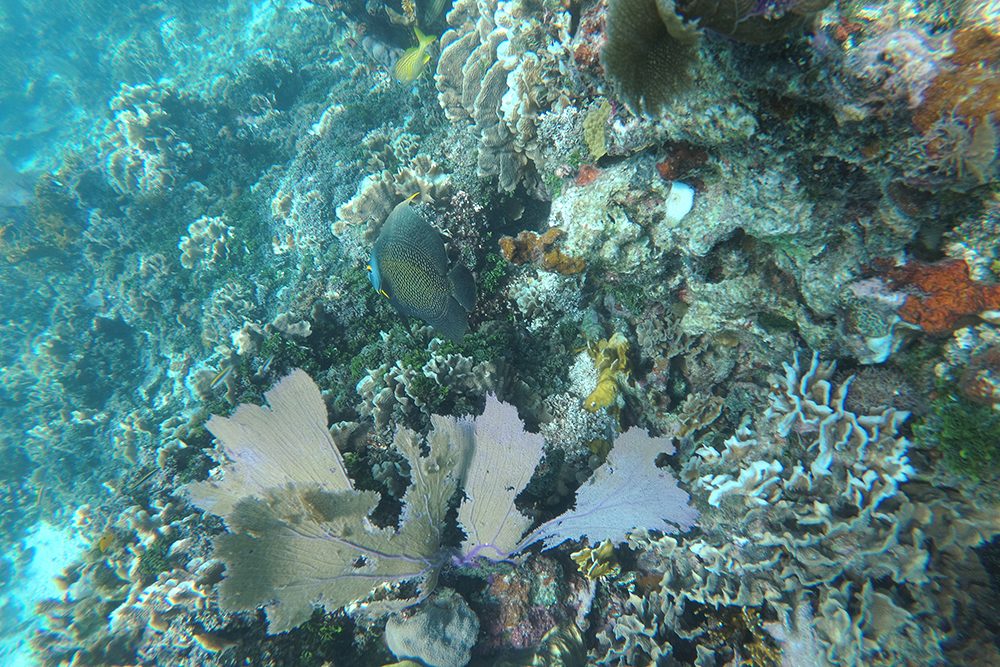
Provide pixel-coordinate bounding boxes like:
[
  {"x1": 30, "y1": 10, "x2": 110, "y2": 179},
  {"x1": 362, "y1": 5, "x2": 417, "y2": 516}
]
[
  {"x1": 498, "y1": 228, "x2": 585, "y2": 275},
  {"x1": 913, "y1": 27, "x2": 1000, "y2": 134}
]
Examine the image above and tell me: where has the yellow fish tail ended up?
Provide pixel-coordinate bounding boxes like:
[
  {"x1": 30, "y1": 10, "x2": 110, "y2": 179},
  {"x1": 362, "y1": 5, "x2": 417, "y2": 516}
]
[{"x1": 414, "y1": 26, "x2": 436, "y2": 50}]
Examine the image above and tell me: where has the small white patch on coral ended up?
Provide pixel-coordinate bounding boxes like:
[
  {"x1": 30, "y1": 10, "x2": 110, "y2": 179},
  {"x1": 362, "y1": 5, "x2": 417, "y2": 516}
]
[{"x1": 663, "y1": 181, "x2": 695, "y2": 224}]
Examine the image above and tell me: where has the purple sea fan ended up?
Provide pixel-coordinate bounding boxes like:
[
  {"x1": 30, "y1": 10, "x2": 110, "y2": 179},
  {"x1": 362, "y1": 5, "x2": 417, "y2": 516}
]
[{"x1": 456, "y1": 399, "x2": 699, "y2": 563}]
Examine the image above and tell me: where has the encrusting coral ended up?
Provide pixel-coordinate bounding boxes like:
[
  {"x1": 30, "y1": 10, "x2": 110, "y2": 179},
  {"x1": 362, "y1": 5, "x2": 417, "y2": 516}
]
[
  {"x1": 912, "y1": 26, "x2": 1000, "y2": 135},
  {"x1": 499, "y1": 228, "x2": 586, "y2": 275},
  {"x1": 879, "y1": 258, "x2": 1000, "y2": 335}
]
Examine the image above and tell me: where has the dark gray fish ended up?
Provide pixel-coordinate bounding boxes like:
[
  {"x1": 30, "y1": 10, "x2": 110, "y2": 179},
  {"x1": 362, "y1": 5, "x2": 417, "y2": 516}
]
[{"x1": 367, "y1": 201, "x2": 476, "y2": 341}]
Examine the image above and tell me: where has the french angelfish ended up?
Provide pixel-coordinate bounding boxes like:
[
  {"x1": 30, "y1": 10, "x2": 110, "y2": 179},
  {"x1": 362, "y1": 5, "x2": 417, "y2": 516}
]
[{"x1": 368, "y1": 201, "x2": 476, "y2": 341}]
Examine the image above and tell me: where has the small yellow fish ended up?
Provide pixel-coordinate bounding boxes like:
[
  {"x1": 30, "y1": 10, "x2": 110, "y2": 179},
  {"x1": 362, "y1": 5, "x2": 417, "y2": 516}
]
[{"x1": 392, "y1": 27, "x2": 436, "y2": 82}]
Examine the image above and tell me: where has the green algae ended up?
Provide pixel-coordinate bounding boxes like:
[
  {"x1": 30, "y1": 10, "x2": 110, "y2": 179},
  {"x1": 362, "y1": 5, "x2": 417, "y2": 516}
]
[{"x1": 919, "y1": 393, "x2": 1000, "y2": 480}]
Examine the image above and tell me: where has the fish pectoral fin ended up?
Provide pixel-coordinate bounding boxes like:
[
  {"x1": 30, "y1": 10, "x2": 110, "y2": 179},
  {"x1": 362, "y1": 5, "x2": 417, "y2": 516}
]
[{"x1": 448, "y1": 264, "x2": 477, "y2": 312}]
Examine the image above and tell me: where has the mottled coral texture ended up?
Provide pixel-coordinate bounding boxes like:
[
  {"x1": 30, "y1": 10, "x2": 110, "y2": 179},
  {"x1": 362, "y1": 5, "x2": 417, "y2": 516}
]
[
  {"x1": 499, "y1": 228, "x2": 586, "y2": 275},
  {"x1": 882, "y1": 258, "x2": 1000, "y2": 335}
]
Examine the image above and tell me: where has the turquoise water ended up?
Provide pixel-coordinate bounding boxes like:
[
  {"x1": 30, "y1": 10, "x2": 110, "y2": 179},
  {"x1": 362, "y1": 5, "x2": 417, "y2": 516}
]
[{"x1": 1, "y1": 0, "x2": 998, "y2": 665}]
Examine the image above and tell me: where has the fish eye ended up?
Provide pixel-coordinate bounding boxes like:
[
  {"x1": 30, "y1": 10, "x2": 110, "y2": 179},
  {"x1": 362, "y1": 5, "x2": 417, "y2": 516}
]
[{"x1": 366, "y1": 264, "x2": 372, "y2": 272}]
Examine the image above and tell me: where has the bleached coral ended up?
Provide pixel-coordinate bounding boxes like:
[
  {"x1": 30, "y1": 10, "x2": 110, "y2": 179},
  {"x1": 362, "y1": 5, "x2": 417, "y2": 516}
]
[{"x1": 538, "y1": 391, "x2": 616, "y2": 455}]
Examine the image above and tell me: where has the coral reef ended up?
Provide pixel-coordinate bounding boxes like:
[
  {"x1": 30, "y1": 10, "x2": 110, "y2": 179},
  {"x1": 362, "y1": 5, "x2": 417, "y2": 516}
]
[
  {"x1": 4, "y1": 0, "x2": 1000, "y2": 663},
  {"x1": 599, "y1": 351, "x2": 1000, "y2": 665},
  {"x1": 880, "y1": 258, "x2": 1000, "y2": 335},
  {"x1": 499, "y1": 228, "x2": 586, "y2": 275}
]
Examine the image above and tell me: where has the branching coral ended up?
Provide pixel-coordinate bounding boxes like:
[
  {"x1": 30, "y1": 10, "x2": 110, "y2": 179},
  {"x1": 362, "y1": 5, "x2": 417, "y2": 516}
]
[
  {"x1": 356, "y1": 327, "x2": 496, "y2": 430},
  {"x1": 332, "y1": 156, "x2": 453, "y2": 260},
  {"x1": 32, "y1": 501, "x2": 232, "y2": 666},
  {"x1": 178, "y1": 216, "x2": 233, "y2": 271}
]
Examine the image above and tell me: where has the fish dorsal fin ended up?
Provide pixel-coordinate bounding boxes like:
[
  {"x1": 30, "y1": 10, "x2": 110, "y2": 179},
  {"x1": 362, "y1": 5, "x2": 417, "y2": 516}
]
[
  {"x1": 381, "y1": 201, "x2": 449, "y2": 274},
  {"x1": 448, "y1": 264, "x2": 477, "y2": 313}
]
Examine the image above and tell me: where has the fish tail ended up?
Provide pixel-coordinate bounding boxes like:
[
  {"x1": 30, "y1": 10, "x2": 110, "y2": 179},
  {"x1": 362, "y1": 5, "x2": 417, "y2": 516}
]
[
  {"x1": 428, "y1": 296, "x2": 470, "y2": 342},
  {"x1": 414, "y1": 26, "x2": 436, "y2": 49}
]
